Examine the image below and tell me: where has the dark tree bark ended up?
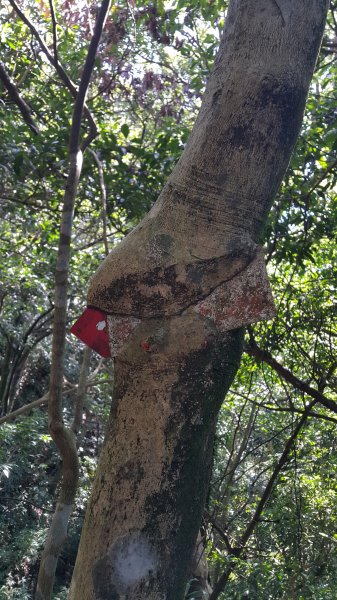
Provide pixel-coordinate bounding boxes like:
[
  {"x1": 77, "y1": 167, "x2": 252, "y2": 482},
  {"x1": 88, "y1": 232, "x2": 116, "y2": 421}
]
[{"x1": 69, "y1": 1, "x2": 328, "y2": 598}]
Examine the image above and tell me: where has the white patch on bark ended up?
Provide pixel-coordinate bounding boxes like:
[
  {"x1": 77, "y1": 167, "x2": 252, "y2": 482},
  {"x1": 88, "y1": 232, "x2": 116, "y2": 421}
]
[
  {"x1": 113, "y1": 532, "x2": 158, "y2": 586},
  {"x1": 91, "y1": 533, "x2": 159, "y2": 598},
  {"x1": 50, "y1": 503, "x2": 72, "y2": 548}
]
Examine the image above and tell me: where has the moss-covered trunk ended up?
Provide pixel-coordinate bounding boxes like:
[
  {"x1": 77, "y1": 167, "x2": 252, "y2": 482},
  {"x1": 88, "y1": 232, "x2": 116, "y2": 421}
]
[{"x1": 69, "y1": 1, "x2": 327, "y2": 598}]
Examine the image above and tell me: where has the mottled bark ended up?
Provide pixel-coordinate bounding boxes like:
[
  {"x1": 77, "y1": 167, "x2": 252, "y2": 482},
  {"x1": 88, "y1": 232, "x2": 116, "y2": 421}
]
[
  {"x1": 70, "y1": 1, "x2": 327, "y2": 599},
  {"x1": 71, "y1": 321, "x2": 243, "y2": 600}
]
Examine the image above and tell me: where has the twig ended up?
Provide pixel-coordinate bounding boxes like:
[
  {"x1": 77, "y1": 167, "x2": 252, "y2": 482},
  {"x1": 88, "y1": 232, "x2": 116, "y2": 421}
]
[
  {"x1": 48, "y1": 0, "x2": 58, "y2": 63},
  {"x1": 0, "y1": 60, "x2": 39, "y2": 134},
  {"x1": 88, "y1": 149, "x2": 109, "y2": 255},
  {"x1": 71, "y1": 0, "x2": 112, "y2": 152},
  {"x1": 0, "y1": 378, "x2": 110, "y2": 427},
  {"x1": 0, "y1": 496, "x2": 54, "y2": 513},
  {"x1": 0, "y1": 386, "x2": 75, "y2": 426},
  {"x1": 246, "y1": 398, "x2": 337, "y2": 425},
  {"x1": 204, "y1": 510, "x2": 233, "y2": 553},
  {"x1": 244, "y1": 341, "x2": 337, "y2": 414},
  {"x1": 209, "y1": 401, "x2": 316, "y2": 600},
  {"x1": 8, "y1": 0, "x2": 97, "y2": 142}
]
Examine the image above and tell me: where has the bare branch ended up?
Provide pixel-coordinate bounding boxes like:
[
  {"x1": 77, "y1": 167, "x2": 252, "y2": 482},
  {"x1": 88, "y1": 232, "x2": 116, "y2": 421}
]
[
  {"x1": 0, "y1": 386, "x2": 75, "y2": 426},
  {"x1": 71, "y1": 347, "x2": 92, "y2": 435},
  {"x1": 245, "y1": 341, "x2": 337, "y2": 414},
  {"x1": 209, "y1": 401, "x2": 316, "y2": 600},
  {"x1": 88, "y1": 149, "x2": 109, "y2": 255},
  {"x1": 48, "y1": 0, "x2": 58, "y2": 63},
  {"x1": 246, "y1": 397, "x2": 337, "y2": 425},
  {"x1": 0, "y1": 60, "x2": 39, "y2": 134},
  {"x1": 0, "y1": 377, "x2": 109, "y2": 427},
  {"x1": 72, "y1": 0, "x2": 112, "y2": 152},
  {"x1": 1, "y1": 496, "x2": 54, "y2": 513}
]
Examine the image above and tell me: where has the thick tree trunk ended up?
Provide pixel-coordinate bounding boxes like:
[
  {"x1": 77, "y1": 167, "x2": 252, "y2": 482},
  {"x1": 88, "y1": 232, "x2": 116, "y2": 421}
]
[{"x1": 69, "y1": 2, "x2": 327, "y2": 599}]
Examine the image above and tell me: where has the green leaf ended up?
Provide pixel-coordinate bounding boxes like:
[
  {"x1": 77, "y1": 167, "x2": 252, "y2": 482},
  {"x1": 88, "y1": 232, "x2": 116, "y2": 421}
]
[{"x1": 121, "y1": 124, "x2": 130, "y2": 138}]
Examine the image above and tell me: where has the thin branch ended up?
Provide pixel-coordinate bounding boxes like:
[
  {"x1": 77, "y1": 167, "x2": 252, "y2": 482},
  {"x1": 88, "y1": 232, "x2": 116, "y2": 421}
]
[
  {"x1": 8, "y1": 0, "x2": 97, "y2": 141},
  {"x1": 71, "y1": 347, "x2": 92, "y2": 435},
  {"x1": 204, "y1": 510, "x2": 233, "y2": 553},
  {"x1": 240, "y1": 404, "x2": 315, "y2": 547},
  {"x1": 1, "y1": 194, "x2": 58, "y2": 212},
  {"x1": 0, "y1": 497, "x2": 54, "y2": 513},
  {"x1": 301, "y1": 156, "x2": 337, "y2": 202},
  {"x1": 0, "y1": 60, "x2": 39, "y2": 134},
  {"x1": 88, "y1": 149, "x2": 109, "y2": 256},
  {"x1": 209, "y1": 401, "x2": 316, "y2": 600},
  {"x1": 0, "y1": 377, "x2": 110, "y2": 427},
  {"x1": 70, "y1": 0, "x2": 112, "y2": 153},
  {"x1": 244, "y1": 341, "x2": 337, "y2": 414},
  {"x1": 214, "y1": 421, "x2": 294, "y2": 486},
  {"x1": 246, "y1": 397, "x2": 337, "y2": 425},
  {"x1": 48, "y1": 0, "x2": 58, "y2": 63},
  {"x1": 0, "y1": 386, "x2": 75, "y2": 426},
  {"x1": 22, "y1": 306, "x2": 54, "y2": 344}
]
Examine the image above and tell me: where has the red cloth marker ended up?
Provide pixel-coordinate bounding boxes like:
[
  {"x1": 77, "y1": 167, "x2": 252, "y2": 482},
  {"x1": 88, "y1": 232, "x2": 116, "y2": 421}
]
[{"x1": 70, "y1": 307, "x2": 111, "y2": 358}]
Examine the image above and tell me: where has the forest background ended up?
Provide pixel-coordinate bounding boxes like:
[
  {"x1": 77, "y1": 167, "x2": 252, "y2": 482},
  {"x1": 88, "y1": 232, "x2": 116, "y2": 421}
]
[{"x1": 0, "y1": 1, "x2": 337, "y2": 598}]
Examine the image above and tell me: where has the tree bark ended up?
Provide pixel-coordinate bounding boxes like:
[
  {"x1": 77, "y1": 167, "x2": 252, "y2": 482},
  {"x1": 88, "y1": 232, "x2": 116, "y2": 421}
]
[{"x1": 69, "y1": 1, "x2": 327, "y2": 599}]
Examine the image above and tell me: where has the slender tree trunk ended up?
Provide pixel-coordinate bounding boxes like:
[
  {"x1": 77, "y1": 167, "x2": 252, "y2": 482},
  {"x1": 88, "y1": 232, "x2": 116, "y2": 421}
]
[
  {"x1": 70, "y1": 2, "x2": 327, "y2": 599},
  {"x1": 35, "y1": 2, "x2": 111, "y2": 598},
  {"x1": 188, "y1": 530, "x2": 213, "y2": 598},
  {"x1": 0, "y1": 344, "x2": 12, "y2": 415}
]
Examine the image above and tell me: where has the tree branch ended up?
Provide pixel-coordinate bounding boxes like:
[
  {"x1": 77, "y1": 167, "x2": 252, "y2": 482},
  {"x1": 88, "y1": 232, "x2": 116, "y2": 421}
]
[
  {"x1": 71, "y1": 0, "x2": 112, "y2": 152},
  {"x1": 0, "y1": 60, "x2": 39, "y2": 134},
  {"x1": 8, "y1": 0, "x2": 97, "y2": 142},
  {"x1": 244, "y1": 341, "x2": 337, "y2": 414},
  {"x1": 48, "y1": 0, "x2": 58, "y2": 63},
  {"x1": 0, "y1": 386, "x2": 75, "y2": 426},
  {"x1": 246, "y1": 398, "x2": 337, "y2": 425},
  {"x1": 88, "y1": 149, "x2": 109, "y2": 255},
  {"x1": 0, "y1": 377, "x2": 109, "y2": 427},
  {"x1": 209, "y1": 401, "x2": 316, "y2": 600}
]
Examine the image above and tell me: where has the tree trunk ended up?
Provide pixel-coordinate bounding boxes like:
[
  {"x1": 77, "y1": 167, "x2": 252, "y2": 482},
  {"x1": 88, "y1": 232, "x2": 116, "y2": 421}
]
[{"x1": 69, "y1": 1, "x2": 327, "y2": 598}]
